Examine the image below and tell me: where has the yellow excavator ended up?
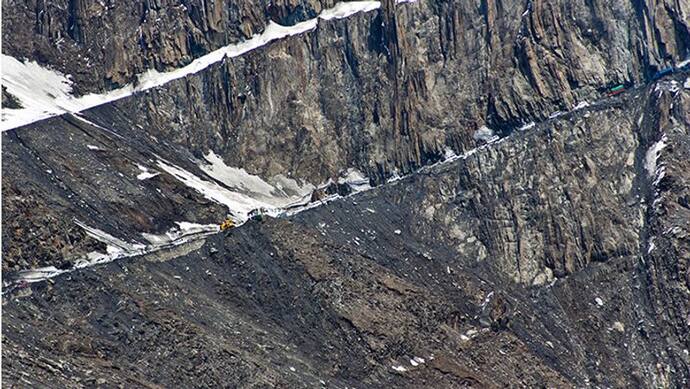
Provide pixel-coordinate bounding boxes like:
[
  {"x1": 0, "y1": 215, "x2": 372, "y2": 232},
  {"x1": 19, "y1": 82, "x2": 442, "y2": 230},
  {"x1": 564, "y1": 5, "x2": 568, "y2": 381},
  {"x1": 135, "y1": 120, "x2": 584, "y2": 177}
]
[{"x1": 220, "y1": 218, "x2": 235, "y2": 231}]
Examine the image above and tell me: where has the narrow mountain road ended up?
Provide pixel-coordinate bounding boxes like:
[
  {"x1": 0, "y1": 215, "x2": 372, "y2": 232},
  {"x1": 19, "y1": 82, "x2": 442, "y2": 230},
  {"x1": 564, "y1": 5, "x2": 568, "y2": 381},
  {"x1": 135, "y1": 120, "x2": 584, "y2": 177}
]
[{"x1": 4, "y1": 69, "x2": 687, "y2": 295}]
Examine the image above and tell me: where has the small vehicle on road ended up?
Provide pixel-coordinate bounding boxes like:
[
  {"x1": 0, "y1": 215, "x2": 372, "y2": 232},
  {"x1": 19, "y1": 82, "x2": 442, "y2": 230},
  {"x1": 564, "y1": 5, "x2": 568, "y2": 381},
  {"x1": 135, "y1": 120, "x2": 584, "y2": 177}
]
[
  {"x1": 607, "y1": 84, "x2": 625, "y2": 96},
  {"x1": 220, "y1": 218, "x2": 235, "y2": 231}
]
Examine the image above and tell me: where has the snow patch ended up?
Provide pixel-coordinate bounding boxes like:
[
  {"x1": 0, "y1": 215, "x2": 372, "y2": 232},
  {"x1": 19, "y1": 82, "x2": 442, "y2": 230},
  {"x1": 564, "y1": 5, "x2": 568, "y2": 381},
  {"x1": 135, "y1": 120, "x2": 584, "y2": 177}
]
[
  {"x1": 274, "y1": 168, "x2": 373, "y2": 219},
  {"x1": 142, "y1": 222, "x2": 218, "y2": 245},
  {"x1": 338, "y1": 168, "x2": 371, "y2": 192},
  {"x1": 137, "y1": 171, "x2": 159, "y2": 180},
  {"x1": 86, "y1": 144, "x2": 102, "y2": 151},
  {"x1": 14, "y1": 267, "x2": 66, "y2": 284},
  {"x1": 473, "y1": 125, "x2": 497, "y2": 142},
  {"x1": 386, "y1": 172, "x2": 404, "y2": 183},
  {"x1": 391, "y1": 365, "x2": 407, "y2": 372},
  {"x1": 1, "y1": 56, "x2": 78, "y2": 130},
  {"x1": 573, "y1": 101, "x2": 590, "y2": 110},
  {"x1": 644, "y1": 135, "x2": 668, "y2": 178},
  {"x1": 201, "y1": 151, "x2": 301, "y2": 198},
  {"x1": 157, "y1": 160, "x2": 276, "y2": 221},
  {"x1": 518, "y1": 122, "x2": 535, "y2": 131},
  {"x1": 685, "y1": 77, "x2": 690, "y2": 90},
  {"x1": 159, "y1": 156, "x2": 315, "y2": 221},
  {"x1": 198, "y1": 151, "x2": 314, "y2": 210},
  {"x1": 320, "y1": 1, "x2": 380, "y2": 20},
  {"x1": 443, "y1": 147, "x2": 457, "y2": 159},
  {"x1": 136, "y1": 164, "x2": 160, "y2": 180}
]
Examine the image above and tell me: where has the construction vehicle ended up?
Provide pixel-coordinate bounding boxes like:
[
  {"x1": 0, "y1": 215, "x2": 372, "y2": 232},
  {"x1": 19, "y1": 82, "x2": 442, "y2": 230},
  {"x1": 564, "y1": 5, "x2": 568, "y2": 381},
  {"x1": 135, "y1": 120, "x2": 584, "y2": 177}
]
[{"x1": 220, "y1": 218, "x2": 235, "y2": 231}]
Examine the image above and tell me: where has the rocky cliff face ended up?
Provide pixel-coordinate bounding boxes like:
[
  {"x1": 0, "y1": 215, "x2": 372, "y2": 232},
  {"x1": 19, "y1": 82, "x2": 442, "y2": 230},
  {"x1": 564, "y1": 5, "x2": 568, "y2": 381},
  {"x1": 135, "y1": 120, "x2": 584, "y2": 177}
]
[
  {"x1": 5, "y1": 0, "x2": 689, "y2": 95},
  {"x1": 5, "y1": 0, "x2": 689, "y2": 272},
  {"x1": 2, "y1": 0, "x2": 336, "y2": 92},
  {"x1": 2, "y1": 0, "x2": 690, "y2": 387},
  {"x1": 6, "y1": 0, "x2": 689, "y2": 179}
]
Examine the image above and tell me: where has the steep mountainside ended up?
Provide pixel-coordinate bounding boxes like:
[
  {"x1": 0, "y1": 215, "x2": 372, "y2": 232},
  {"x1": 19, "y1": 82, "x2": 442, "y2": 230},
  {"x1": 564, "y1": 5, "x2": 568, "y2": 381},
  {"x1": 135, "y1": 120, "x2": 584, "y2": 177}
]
[
  {"x1": 2, "y1": 0, "x2": 690, "y2": 387},
  {"x1": 3, "y1": 79, "x2": 690, "y2": 386},
  {"x1": 3, "y1": 0, "x2": 690, "y2": 273}
]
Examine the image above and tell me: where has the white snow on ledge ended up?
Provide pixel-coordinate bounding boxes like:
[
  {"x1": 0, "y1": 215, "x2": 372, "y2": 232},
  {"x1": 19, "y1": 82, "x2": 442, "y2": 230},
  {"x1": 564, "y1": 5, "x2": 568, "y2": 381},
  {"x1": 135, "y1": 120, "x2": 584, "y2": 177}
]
[
  {"x1": 200, "y1": 151, "x2": 313, "y2": 200},
  {"x1": 157, "y1": 154, "x2": 316, "y2": 222},
  {"x1": 473, "y1": 125, "x2": 497, "y2": 142},
  {"x1": 11, "y1": 220, "x2": 219, "y2": 286},
  {"x1": 1, "y1": 1, "x2": 383, "y2": 132},
  {"x1": 338, "y1": 168, "x2": 372, "y2": 192},
  {"x1": 142, "y1": 221, "x2": 219, "y2": 245},
  {"x1": 136, "y1": 164, "x2": 160, "y2": 180},
  {"x1": 321, "y1": 1, "x2": 381, "y2": 20}
]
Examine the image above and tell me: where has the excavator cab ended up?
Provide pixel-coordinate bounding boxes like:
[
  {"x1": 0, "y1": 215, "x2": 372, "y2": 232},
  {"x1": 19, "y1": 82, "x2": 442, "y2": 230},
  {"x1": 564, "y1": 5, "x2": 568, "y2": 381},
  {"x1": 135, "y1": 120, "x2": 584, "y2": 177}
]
[{"x1": 220, "y1": 218, "x2": 235, "y2": 231}]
